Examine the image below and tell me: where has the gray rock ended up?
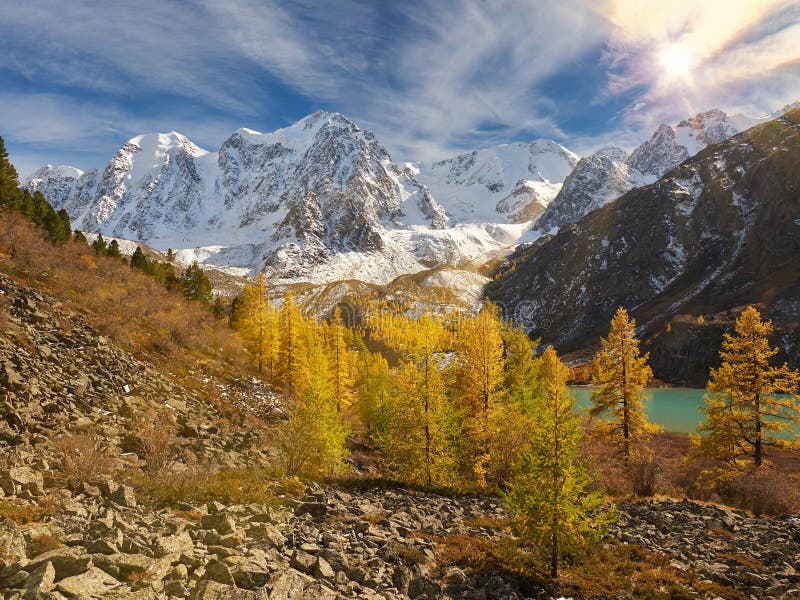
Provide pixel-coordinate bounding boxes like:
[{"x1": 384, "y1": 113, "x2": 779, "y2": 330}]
[
  {"x1": 25, "y1": 547, "x2": 92, "y2": 581},
  {"x1": 201, "y1": 514, "x2": 236, "y2": 536}
]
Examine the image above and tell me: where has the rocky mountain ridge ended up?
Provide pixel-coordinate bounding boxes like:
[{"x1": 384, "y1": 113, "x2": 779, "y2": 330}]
[
  {"x1": 532, "y1": 108, "x2": 779, "y2": 236},
  {"x1": 23, "y1": 113, "x2": 535, "y2": 285},
  {"x1": 487, "y1": 108, "x2": 800, "y2": 384}
]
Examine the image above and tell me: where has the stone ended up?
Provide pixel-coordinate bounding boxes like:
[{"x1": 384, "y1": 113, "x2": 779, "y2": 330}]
[
  {"x1": 314, "y1": 557, "x2": 335, "y2": 580},
  {"x1": 25, "y1": 547, "x2": 92, "y2": 581},
  {"x1": 190, "y1": 580, "x2": 265, "y2": 599},
  {"x1": 22, "y1": 561, "x2": 55, "y2": 599},
  {"x1": 203, "y1": 560, "x2": 235, "y2": 586},
  {"x1": 56, "y1": 566, "x2": 121, "y2": 597},
  {"x1": 109, "y1": 484, "x2": 137, "y2": 508},
  {"x1": 201, "y1": 514, "x2": 236, "y2": 535},
  {"x1": 290, "y1": 550, "x2": 316, "y2": 574},
  {"x1": 84, "y1": 538, "x2": 119, "y2": 555},
  {"x1": 163, "y1": 579, "x2": 190, "y2": 598},
  {"x1": 267, "y1": 570, "x2": 307, "y2": 600},
  {"x1": 295, "y1": 502, "x2": 327, "y2": 518},
  {"x1": 115, "y1": 553, "x2": 155, "y2": 581},
  {"x1": 408, "y1": 575, "x2": 441, "y2": 599}
]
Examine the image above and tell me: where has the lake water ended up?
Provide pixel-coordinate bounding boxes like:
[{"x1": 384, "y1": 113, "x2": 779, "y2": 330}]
[{"x1": 568, "y1": 386, "x2": 707, "y2": 434}]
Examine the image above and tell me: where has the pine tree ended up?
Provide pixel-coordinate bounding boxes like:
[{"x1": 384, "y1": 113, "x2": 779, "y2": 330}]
[
  {"x1": 277, "y1": 364, "x2": 349, "y2": 478},
  {"x1": 107, "y1": 239, "x2": 122, "y2": 259},
  {"x1": 180, "y1": 261, "x2": 213, "y2": 305},
  {"x1": 326, "y1": 308, "x2": 354, "y2": 413},
  {"x1": 699, "y1": 306, "x2": 800, "y2": 466},
  {"x1": 166, "y1": 248, "x2": 176, "y2": 263},
  {"x1": 504, "y1": 347, "x2": 609, "y2": 578},
  {"x1": 0, "y1": 136, "x2": 21, "y2": 207},
  {"x1": 278, "y1": 295, "x2": 309, "y2": 396},
  {"x1": 130, "y1": 247, "x2": 148, "y2": 270},
  {"x1": 355, "y1": 350, "x2": 391, "y2": 434},
  {"x1": 590, "y1": 307, "x2": 654, "y2": 460},
  {"x1": 454, "y1": 303, "x2": 505, "y2": 484},
  {"x1": 92, "y1": 233, "x2": 108, "y2": 256},
  {"x1": 73, "y1": 230, "x2": 88, "y2": 244}
]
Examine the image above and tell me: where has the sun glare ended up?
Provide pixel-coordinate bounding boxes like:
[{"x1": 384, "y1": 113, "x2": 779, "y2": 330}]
[{"x1": 658, "y1": 43, "x2": 693, "y2": 80}]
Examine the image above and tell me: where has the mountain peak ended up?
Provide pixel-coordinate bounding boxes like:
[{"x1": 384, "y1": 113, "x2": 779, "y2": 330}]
[
  {"x1": 126, "y1": 132, "x2": 208, "y2": 158},
  {"x1": 29, "y1": 164, "x2": 84, "y2": 180}
]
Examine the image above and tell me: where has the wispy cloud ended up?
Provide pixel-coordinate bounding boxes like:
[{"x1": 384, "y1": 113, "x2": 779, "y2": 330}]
[{"x1": 0, "y1": 0, "x2": 798, "y2": 171}]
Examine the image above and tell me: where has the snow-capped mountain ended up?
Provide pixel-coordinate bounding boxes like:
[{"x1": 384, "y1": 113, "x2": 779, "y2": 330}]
[
  {"x1": 25, "y1": 105, "x2": 785, "y2": 287},
  {"x1": 414, "y1": 141, "x2": 578, "y2": 224},
  {"x1": 25, "y1": 165, "x2": 99, "y2": 221},
  {"x1": 24, "y1": 112, "x2": 529, "y2": 284},
  {"x1": 532, "y1": 108, "x2": 770, "y2": 236}
]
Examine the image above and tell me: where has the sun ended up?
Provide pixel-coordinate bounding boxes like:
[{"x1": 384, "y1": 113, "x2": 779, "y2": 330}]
[{"x1": 658, "y1": 43, "x2": 694, "y2": 81}]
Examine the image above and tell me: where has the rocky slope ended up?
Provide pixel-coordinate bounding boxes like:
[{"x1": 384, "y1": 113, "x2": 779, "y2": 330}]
[
  {"x1": 487, "y1": 108, "x2": 800, "y2": 383},
  {"x1": 2, "y1": 241, "x2": 800, "y2": 600}
]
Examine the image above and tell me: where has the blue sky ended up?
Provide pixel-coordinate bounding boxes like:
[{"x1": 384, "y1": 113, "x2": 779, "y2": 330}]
[{"x1": 1, "y1": 0, "x2": 799, "y2": 176}]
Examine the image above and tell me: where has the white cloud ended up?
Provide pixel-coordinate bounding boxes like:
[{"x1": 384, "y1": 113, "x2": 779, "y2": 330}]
[{"x1": 1, "y1": 0, "x2": 798, "y2": 171}]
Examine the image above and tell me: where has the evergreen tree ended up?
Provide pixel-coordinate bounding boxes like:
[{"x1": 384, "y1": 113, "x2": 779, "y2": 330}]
[
  {"x1": 699, "y1": 306, "x2": 800, "y2": 466},
  {"x1": 92, "y1": 233, "x2": 108, "y2": 255},
  {"x1": 590, "y1": 307, "x2": 654, "y2": 460},
  {"x1": 278, "y1": 294, "x2": 309, "y2": 396},
  {"x1": 130, "y1": 247, "x2": 148, "y2": 270},
  {"x1": 73, "y1": 230, "x2": 88, "y2": 244},
  {"x1": 277, "y1": 364, "x2": 349, "y2": 478},
  {"x1": 180, "y1": 261, "x2": 213, "y2": 305},
  {"x1": 107, "y1": 239, "x2": 122, "y2": 259},
  {"x1": 504, "y1": 347, "x2": 610, "y2": 578},
  {"x1": 0, "y1": 136, "x2": 21, "y2": 206},
  {"x1": 166, "y1": 248, "x2": 176, "y2": 263}
]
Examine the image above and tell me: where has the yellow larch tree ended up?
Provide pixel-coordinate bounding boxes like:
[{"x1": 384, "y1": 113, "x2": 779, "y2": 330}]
[
  {"x1": 453, "y1": 303, "x2": 505, "y2": 485},
  {"x1": 590, "y1": 307, "x2": 654, "y2": 460},
  {"x1": 699, "y1": 306, "x2": 800, "y2": 467},
  {"x1": 504, "y1": 346, "x2": 610, "y2": 579}
]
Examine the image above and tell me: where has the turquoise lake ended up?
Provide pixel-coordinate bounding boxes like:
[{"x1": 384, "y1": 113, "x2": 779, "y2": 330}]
[{"x1": 568, "y1": 387, "x2": 708, "y2": 434}]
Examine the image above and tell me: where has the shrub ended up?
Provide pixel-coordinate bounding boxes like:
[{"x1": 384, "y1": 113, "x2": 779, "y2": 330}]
[
  {"x1": 728, "y1": 467, "x2": 798, "y2": 516},
  {"x1": 55, "y1": 429, "x2": 116, "y2": 488},
  {"x1": 137, "y1": 412, "x2": 178, "y2": 475},
  {"x1": 628, "y1": 447, "x2": 664, "y2": 497},
  {"x1": 26, "y1": 533, "x2": 62, "y2": 558},
  {"x1": 0, "y1": 501, "x2": 55, "y2": 524}
]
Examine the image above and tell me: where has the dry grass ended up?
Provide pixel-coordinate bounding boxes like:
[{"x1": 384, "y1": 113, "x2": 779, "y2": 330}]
[
  {"x1": 360, "y1": 512, "x2": 388, "y2": 526},
  {"x1": 0, "y1": 214, "x2": 251, "y2": 385},
  {"x1": 435, "y1": 534, "x2": 747, "y2": 600},
  {"x1": 465, "y1": 515, "x2": 512, "y2": 530},
  {"x1": 172, "y1": 509, "x2": 203, "y2": 522},
  {"x1": 26, "y1": 533, "x2": 62, "y2": 558},
  {"x1": 0, "y1": 501, "x2": 55, "y2": 525},
  {"x1": 136, "y1": 412, "x2": 178, "y2": 475},
  {"x1": 54, "y1": 429, "x2": 117, "y2": 488},
  {"x1": 130, "y1": 467, "x2": 280, "y2": 508}
]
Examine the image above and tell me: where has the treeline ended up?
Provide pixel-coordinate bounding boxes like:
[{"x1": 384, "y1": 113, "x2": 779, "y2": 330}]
[{"x1": 0, "y1": 137, "x2": 71, "y2": 244}]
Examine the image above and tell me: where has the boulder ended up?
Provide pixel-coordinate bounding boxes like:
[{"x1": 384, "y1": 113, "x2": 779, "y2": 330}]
[
  {"x1": 190, "y1": 580, "x2": 266, "y2": 599},
  {"x1": 25, "y1": 546, "x2": 92, "y2": 581},
  {"x1": 56, "y1": 566, "x2": 121, "y2": 597},
  {"x1": 201, "y1": 514, "x2": 236, "y2": 535},
  {"x1": 22, "y1": 560, "x2": 56, "y2": 599}
]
